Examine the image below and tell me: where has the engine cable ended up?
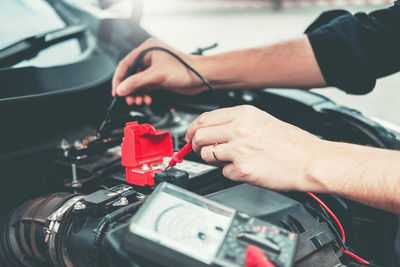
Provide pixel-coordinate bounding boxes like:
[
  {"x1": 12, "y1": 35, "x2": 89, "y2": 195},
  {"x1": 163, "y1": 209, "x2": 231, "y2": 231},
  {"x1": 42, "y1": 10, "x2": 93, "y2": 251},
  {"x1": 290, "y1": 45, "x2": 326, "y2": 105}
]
[{"x1": 307, "y1": 192, "x2": 380, "y2": 267}]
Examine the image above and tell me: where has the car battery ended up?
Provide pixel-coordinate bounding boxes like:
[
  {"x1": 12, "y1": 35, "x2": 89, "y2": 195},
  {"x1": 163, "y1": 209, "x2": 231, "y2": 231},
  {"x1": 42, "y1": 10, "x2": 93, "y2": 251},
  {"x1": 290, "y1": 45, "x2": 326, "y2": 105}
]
[{"x1": 112, "y1": 121, "x2": 225, "y2": 194}]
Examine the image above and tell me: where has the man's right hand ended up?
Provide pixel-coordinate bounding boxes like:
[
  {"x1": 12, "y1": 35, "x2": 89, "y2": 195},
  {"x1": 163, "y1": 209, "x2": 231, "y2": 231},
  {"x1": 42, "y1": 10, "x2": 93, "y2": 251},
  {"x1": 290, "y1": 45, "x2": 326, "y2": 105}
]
[{"x1": 112, "y1": 38, "x2": 208, "y2": 105}]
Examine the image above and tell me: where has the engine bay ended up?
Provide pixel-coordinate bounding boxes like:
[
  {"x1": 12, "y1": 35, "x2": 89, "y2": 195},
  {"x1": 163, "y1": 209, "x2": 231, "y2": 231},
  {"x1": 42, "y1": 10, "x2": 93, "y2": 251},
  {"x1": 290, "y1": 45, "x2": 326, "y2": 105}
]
[
  {"x1": 3, "y1": 1, "x2": 400, "y2": 266},
  {"x1": 1, "y1": 88, "x2": 400, "y2": 267}
]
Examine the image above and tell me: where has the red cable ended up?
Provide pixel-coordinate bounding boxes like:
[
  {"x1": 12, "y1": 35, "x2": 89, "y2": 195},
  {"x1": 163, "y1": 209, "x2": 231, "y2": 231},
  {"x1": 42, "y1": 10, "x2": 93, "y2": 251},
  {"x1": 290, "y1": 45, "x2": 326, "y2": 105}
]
[
  {"x1": 307, "y1": 192, "x2": 370, "y2": 264},
  {"x1": 342, "y1": 250, "x2": 369, "y2": 264},
  {"x1": 307, "y1": 192, "x2": 346, "y2": 244}
]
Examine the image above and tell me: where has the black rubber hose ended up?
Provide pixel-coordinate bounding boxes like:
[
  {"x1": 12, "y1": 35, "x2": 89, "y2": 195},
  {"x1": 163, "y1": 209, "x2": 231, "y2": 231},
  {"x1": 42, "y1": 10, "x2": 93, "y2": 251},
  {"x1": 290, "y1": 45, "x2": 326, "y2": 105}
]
[
  {"x1": 0, "y1": 193, "x2": 77, "y2": 267},
  {"x1": 93, "y1": 199, "x2": 144, "y2": 253}
]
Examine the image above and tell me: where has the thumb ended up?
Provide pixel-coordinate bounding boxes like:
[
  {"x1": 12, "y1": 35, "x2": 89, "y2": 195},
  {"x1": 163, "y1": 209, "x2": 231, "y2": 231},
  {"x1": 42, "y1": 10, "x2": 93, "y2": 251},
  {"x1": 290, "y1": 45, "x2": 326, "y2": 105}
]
[{"x1": 116, "y1": 68, "x2": 166, "y2": 97}]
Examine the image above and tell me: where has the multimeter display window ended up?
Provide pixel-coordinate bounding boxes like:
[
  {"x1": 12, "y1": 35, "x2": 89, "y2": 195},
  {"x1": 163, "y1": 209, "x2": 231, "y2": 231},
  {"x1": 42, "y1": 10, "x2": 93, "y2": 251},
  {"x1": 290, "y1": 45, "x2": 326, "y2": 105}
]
[{"x1": 129, "y1": 183, "x2": 235, "y2": 264}]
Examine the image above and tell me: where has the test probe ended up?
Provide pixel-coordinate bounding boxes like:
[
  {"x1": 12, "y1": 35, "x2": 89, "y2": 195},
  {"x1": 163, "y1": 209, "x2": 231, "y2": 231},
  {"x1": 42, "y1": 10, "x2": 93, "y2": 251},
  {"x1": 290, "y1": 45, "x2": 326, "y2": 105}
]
[
  {"x1": 164, "y1": 143, "x2": 193, "y2": 171},
  {"x1": 97, "y1": 46, "x2": 214, "y2": 138}
]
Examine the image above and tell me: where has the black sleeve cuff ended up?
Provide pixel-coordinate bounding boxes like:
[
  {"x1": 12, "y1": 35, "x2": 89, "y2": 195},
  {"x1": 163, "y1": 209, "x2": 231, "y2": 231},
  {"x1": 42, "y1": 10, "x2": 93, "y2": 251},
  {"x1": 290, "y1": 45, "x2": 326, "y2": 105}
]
[{"x1": 305, "y1": 11, "x2": 376, "y2": 95}]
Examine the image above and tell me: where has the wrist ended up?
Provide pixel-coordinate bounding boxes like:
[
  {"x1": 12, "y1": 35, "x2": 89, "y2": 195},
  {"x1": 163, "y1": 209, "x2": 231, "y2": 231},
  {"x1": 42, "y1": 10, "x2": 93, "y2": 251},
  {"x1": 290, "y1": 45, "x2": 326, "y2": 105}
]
[
  {"x1": 184, "y1": 54, "x2": 218, "y2": 91},
  {"x1": 304, "y1": 140, "x2": 400, "y2": 213},
  {"x1": 190, "y1": 55, "x2": 221, "y2": 88},
  {"x1": 302, "y1": 139, "x2": 335, "y2": 193},
  {"x1": 192, "y1": 53, "x2": 247, "y2": 90},
  {"x1": 304, "y1": 140, "x2": 370, "y2": 195}
]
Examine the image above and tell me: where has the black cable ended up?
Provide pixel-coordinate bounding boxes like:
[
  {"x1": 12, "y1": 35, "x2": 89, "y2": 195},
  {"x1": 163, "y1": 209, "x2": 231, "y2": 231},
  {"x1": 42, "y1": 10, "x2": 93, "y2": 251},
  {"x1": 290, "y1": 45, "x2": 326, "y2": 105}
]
[
  {"x1": 97, "y1": 97, "x2": 118, "y2": 133},
  {"x1": 93, "y1": 199, "x2": 144, "y2": 253},
  {"x1": 305, "y1": 205, "x2": 348, "y2": 250},
  {"x1": 128, "y1": 47, "x2": 214, "y2": 91},
  {"x1": 97, "y1": 46, "x2": 214, "y2": 136},
  {"x1": 305, "y1": 206, "x2": 381, "y2": 267},
  {"x1": 349, "y1": 261, "x2": 381, "y2": 267}
]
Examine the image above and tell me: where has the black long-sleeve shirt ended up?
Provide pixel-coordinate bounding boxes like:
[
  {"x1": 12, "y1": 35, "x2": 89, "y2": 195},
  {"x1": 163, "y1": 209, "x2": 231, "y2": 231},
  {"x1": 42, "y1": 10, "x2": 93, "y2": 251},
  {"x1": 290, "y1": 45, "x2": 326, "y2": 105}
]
[
  {"x1": 307, "y1": 6, "x2": 400, "y2": 264},
  {"x1": 305, "y1": 2, "x2": 400, "y2": 94}
]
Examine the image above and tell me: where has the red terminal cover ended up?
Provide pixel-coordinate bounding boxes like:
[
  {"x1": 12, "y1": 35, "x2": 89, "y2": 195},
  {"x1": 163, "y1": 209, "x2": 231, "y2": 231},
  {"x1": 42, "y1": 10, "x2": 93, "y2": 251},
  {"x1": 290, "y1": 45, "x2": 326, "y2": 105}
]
[{"x1": 121, "y1": 121, "x2": 173, "y2": 186}]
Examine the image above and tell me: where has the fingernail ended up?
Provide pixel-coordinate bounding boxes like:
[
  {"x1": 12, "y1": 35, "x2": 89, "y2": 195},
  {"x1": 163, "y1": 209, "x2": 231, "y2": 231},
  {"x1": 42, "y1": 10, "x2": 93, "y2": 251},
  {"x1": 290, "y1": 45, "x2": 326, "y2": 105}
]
[
  {"x1": 116, "y1": 84, "x2": 126, "y2": 95},
  {"x1": 144, "y1": 95, "x2": 152, "y2": 106},
  {"x1": 135, "y1": 96, "x2": 143, "y2": 106}
]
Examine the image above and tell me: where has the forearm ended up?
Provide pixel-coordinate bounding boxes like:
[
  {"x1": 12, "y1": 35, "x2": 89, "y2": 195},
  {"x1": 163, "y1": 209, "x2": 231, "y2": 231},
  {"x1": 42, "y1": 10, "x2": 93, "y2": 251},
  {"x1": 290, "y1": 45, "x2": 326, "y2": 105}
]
[
  {"x1": 306, "y1": 140, "x2": 400, "y2": 214},
  {"x1": 196, "y1": 35, "x2": 326, "y2": 90}
]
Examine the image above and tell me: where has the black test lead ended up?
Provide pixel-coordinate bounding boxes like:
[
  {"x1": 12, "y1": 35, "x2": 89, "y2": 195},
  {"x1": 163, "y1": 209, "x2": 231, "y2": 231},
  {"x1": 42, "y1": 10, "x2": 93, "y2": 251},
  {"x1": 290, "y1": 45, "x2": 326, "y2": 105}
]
[
  {"x1": 97, "y1": 97, "x2": 119, "y2": 136},
  {"x1": 96, "y1": 46, "x2": 215, "y2": 138}
]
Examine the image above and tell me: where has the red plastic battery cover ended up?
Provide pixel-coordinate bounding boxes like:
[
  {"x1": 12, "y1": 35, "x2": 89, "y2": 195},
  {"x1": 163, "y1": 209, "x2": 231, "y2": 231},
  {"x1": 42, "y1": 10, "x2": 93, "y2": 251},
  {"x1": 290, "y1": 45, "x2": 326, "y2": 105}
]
[{"x1": 121, "y1": 121, "x2": 173, "y2": 186}]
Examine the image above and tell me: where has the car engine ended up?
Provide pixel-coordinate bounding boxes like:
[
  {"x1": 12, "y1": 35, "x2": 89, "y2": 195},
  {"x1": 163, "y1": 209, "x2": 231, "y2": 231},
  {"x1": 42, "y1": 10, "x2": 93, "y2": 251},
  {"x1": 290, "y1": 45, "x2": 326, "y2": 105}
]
[
  {"x1": 1, "y1": 1, "x2": 400, "y2": 266},
  {"x1": 1, "y1": 88, "x2": 400, "y2": 267}
]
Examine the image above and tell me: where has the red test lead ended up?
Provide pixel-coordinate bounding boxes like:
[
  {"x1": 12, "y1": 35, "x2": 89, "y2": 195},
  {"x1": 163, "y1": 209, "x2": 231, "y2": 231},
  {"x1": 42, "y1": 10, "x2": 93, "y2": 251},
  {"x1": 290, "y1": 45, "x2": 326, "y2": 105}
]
[{"x1": 165, "y1": 143, "x2": 193, "y2": 171}]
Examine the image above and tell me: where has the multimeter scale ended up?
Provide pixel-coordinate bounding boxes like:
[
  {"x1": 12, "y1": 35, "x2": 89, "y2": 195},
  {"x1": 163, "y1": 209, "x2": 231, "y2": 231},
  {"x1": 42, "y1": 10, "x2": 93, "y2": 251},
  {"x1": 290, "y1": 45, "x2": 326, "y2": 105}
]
[{"x1": 122, "y1": 183, "x2": 298, "y2": 267}]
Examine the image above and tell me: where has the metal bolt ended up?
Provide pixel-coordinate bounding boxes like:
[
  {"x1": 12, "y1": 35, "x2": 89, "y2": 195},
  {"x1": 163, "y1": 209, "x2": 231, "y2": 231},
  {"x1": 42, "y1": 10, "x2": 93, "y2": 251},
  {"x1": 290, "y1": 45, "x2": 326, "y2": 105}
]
[
  {"x1": 136, "y1": 194, "x2": 145, "y2": 200},
  {"x1": 170, "y1": 108, "x2": 181, "y2": 123},
  {"x1": 60, "y1": 139, "x2": 70, "y2": 149},
  {"x1": 113, "y1": 197, "x2": 129, "y2": 207},
  {"x1": 73, "y1": 201, "x2": 86, "y2": 211},
  {"x1": 60, "y1": 139, "x2": 70, "y2": 157},
  {"x1": 71, "y1": 163, "x2": 79, "y2": 188}
]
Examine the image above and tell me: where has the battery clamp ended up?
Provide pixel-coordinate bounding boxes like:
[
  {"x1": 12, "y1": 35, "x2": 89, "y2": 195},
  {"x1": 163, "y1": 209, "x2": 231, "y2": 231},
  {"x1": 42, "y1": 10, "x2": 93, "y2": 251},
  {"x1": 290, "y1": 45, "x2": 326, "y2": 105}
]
[{"x1": 121, "y1": 121, "x2": 174, "y2": 186}]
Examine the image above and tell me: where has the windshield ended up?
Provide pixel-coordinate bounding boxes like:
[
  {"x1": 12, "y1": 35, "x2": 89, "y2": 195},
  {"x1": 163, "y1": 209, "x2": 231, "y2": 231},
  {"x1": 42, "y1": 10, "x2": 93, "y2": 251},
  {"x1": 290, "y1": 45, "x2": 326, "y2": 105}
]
[
  {"x1": 0, "y1": 0, "x2": 83, "y2": 67},
  {"x1": 141, "y1": 0, "x2": 400, "y2": 126}
]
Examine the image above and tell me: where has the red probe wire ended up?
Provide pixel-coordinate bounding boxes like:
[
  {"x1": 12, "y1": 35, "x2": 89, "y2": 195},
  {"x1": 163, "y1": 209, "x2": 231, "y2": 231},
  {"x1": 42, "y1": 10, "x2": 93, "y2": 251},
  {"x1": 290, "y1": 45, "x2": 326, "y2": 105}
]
[
  {"x1": 165, "y1": 143, "x2": 193, "y2": 170},
  {"x1": 307, "y1": 192, "x2": 370, "y2": 264},
  {"x1": 164, "y1": 145, "x2": 369, "y2": 265}
]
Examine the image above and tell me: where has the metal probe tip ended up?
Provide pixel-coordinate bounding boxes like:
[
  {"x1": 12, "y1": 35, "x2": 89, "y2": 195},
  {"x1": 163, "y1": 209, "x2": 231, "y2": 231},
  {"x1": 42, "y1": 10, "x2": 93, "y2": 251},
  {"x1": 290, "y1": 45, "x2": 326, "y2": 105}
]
[{"x1": 164, "y1": 166, "x2": 171, "y2": 171}]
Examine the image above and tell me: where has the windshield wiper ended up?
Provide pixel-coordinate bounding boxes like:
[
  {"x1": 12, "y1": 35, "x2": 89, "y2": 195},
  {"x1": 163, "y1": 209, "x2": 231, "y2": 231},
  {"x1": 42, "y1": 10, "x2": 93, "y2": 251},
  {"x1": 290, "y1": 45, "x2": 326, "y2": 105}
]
[{"x1": 0, "y1": 24, "x2": 86, "y2": 68}]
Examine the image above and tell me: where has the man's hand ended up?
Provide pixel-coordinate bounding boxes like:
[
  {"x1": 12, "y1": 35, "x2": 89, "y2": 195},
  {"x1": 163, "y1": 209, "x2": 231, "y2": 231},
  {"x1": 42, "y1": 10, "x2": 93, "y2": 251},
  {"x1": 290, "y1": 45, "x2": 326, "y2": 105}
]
[
  {"x1": 187, "y1": 105, "x2": 400, "y2": 213},
  {"x1": 112, "y1": 36, "x2": 326, "y2": 106},
  {"x1": 186, "y1": 105, "x2": 323, "y2": 192},
  {"x1": 112, "y1": 38, "x2": 207, "y2": 106}
]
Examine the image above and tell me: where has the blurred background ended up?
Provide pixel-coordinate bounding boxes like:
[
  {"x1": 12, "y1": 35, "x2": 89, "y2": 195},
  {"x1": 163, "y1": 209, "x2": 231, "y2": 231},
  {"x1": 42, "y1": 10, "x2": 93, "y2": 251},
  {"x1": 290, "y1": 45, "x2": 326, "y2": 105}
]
[
  {"x1": 2, "y1": 0, "x2": 399, "y2": 125},
  {"x1": 140, "y1": 0, "x2": 399, "y2": 126}
]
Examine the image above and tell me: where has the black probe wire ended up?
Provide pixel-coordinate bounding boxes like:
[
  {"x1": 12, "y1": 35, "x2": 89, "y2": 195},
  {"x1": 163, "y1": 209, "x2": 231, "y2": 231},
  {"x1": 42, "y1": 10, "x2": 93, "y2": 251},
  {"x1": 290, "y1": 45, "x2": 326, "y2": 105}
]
[
  {"x1": 132, "y1": 47, "x2": 215, "y2": 92},
  {"x1": 97, "y1": 46, "x2": 215, "y2": 135},
  {"x1": 97, "y1": 97, "x2": 118, "y2": 133}
]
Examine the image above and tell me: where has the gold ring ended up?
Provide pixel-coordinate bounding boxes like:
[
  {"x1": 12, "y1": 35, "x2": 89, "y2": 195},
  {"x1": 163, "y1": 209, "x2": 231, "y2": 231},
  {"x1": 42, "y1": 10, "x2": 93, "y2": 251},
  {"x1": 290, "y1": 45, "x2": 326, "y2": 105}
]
[{"x1": 212, "y1": 143, "x2": 220, "y2": 162}]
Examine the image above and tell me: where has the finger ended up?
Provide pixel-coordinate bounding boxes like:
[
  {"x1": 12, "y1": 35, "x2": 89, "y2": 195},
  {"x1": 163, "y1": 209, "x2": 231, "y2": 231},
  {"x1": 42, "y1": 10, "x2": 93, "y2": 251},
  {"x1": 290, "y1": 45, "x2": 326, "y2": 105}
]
[
  {"x1": 191, "y1": 124, "x2": 232, "y2": 153},
  {"x1": 126, "y1": 96, "x2": 135, "y2": 106},
  {"x1": 144, "y1": 94, "x2": 152, "y2": 106},
  {"x1": 222, "y1": 163, "x2": 242, "y2": 181},
  {"x1": 186, "y1": 107, "x2": 241, "y2": 142},
  {"x1": 142, "y1": 52, "x2": 152, "y2": 67},
  {"x1": 135, "y1": 95, "x2": 143, "y2": 106},
  {"x1": 222, "y1": 162, "x2": 254, "y2": 183},
  {"x1": 200, "y1": 143, "x2": 233, "y2": 165},
  {"x1": 116, "y1": 67, "x2": 165, "y2": 97},
  {"x1": 113, "y1": 59, "x2": 131, "y2": 96},
  {"x1": 112, "y1": 44, "x2": 150, "y2": 96}
]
